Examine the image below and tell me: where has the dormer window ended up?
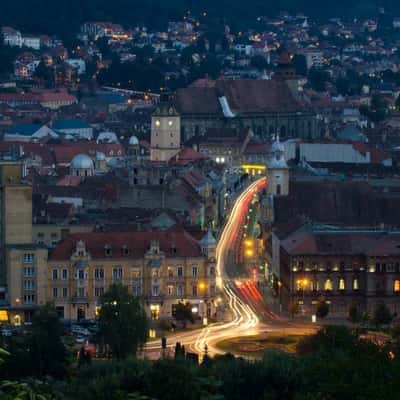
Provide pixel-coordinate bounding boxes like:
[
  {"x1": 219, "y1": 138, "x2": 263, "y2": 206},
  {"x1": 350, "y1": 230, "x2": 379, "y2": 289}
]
[
  {"x1": 105, "y1": 244, "x2": 112, "y2": 257},
  {"x1": 76, "y1": 240, "x2": 86, "y2": 257},
  {"x1": 122, "y1": 245, "x2": 129, "y2": 256}
]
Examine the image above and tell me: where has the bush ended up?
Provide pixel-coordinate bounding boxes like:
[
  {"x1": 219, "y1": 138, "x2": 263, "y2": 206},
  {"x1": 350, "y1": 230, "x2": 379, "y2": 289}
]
[
  {"x1": 348, "y1": 303, "x2": 361, "y2": 323},
  {"x1": 316, "y1": 298, "x2": 329, "y2": 319},
  {"x1": 373, "y1": 302, "x2": 393, "y2": 325}
]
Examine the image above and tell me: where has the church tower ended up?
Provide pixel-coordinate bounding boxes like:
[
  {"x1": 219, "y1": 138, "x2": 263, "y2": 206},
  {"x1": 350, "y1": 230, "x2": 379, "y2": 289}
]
[
  {"x1": 266, "y1": 134, "x2": 289, "y2": 197},
  {"x1": 263, "y1": 135, "x2": 289, "y2": 224},
  {"x1": 150, "y1": 93, "x2": 181, "y2": 162}
]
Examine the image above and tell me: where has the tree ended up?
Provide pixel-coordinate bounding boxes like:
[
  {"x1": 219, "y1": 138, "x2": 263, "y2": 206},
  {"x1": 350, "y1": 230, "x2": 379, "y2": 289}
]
[
  {"x1": 308, "y1": 68, "x2": 329, "y2": 92},
  {"x1": 348, "y1": 303, "x2": 361, "y2": 323},
  {"x1": 98, "y1": 284, "x2": 148, "y2": 359},
  {"x1": 34, "y1": 61, "x2": 53, "y2": 83},
  {"x1": 373, "y1": 302, "x2": 393, "y2": 325},
  {"x1": 316, "y1": 298, "x2": 329, "y2": 319},
  {"x1": 173, "y1": 302, "x2": 194, "y2": 328},
  {"x1": 29, "y1": 303, "x2": 68, "y2": 378},
  {"x1": 293, "y1": 54, "x2": 307, "y2": 76},
  {"x1": 250, "y1": 55, "x2": 269, "y2": 70}
]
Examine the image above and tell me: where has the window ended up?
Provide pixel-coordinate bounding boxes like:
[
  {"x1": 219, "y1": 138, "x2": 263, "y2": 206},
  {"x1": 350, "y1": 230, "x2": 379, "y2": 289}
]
[
  {"x1": 369, "y1": 264, "x2": 376, "y2": 273},
  {"x1": 23, "y1": 294, "x2": 35, "y2": 304},
  {"x1": 177, "y1": 265, "x2": 183, "y2": 278},
  {"x1": 78, "y1": 270, "x2": 85, "y2": 280},
  {"x1": 23, "y1": 280, "x2": 34, "y2": 290},
  {"x1": 24, "y1": 253, "x2": 34, "y2": 264},
  {"x1": 324, "y1": 279, "x2": 333, "y2": 291},
  {"x1": 95, "y1": 287, "x2": 104, "y2": 297},
  {"x1": 52, "y1": 269, "x2": 58, "y2": 281},
  {"x1": 276, "y1": 184, "x2": 281, "y2": 195},
  {"x1": 133, "y1": 286, "x2": 142, "y2": 296},
  {"x1": 168, "y1": 267, "x2": 174, "y2": 279},
  {"x1": 78, "y1": 287, "x2": 85, "y2": 298},
  {"x1": 23, "y1": 267, "x2": 35, "y2": 277},
  {"x1": 192, "y1": 285, "x2": 198, "y2": 296},
  {"x1": 105, "y1": 245, "x2": 112, "y2": 256},
  {"x1": 192, "y1": 266, "x2": 198, "y2": 278},
  {"x1": 94, "y1": 268, "x2": 104, "y2": 280},
  {"x1": 62, "y1": 287, "x2": 68, "y2": 298},
  {"x1": 353, "y1": 278, "x2": 359, "y2": 291},
  {"x1": 152, "y1": 286, "x2": 159, "y2": 297},
  {"x1": 52, "y1": 287, "x2": 58, "y2": 298},
  {"x1": 339, "y1": 278, "x2": 345, "y2": 291},
  {"x1": 113, "y1": 267, "x2": 123, "y2": 281},
  {"x1": 155, "y1": 119, "x2": 160, "y2": 127},
  {"x1": 62, "y1": 269, "x2": 68, "y2": 280},
  {"x1": 394, "y1": 280, "x2": 400, "y2": 293},
  {"x1": 209, "y1": 267, "x2": 215, "y2": 276},
  {"x1": 177, "y1": 285, "x2": 184, "y2": 297},
  {"x1": 167, "y1": 285, "x2": 174, "y2": 296},
  {"x1": 168, "y1": 120, "x2": 173, "y2": 127}
]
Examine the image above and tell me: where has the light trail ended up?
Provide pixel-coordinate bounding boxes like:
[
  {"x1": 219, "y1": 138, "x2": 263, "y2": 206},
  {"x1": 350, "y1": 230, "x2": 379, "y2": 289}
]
[{"x1": 144, "y1": 178, "x2": 268, "y2": 358}]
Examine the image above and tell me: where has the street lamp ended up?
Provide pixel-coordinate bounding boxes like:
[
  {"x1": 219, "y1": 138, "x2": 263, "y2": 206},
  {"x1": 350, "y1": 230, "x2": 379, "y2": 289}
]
[{"x1": 277, "y1": 280, "x2": 282, "y2": 313}]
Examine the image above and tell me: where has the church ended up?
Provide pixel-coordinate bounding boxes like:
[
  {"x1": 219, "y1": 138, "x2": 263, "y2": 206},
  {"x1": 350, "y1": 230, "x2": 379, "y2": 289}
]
[{"x1": 174, "y1": 54, "x2": 320, "y2": 142}]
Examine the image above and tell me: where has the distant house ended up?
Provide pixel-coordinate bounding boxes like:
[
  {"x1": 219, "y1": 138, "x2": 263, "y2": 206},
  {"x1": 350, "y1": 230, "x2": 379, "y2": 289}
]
[
  {"x1": 65, "y1": 59, "x2": 86, "y2": 75},
  {"x1": 52, "y1": 119, "x2": 93, "y2": 140},
  {"x1": 5, "y1": 124, "x2": 58, "y2": 142},
  {"x1": 2, "y1": 27, "x2": 22, "y2": 47}
]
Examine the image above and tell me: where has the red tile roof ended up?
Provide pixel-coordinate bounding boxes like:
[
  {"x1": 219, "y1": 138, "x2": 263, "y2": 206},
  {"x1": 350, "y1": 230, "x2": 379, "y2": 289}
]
[{"x1": 49, "y1": 227, "x2": 204, "y2": 260}]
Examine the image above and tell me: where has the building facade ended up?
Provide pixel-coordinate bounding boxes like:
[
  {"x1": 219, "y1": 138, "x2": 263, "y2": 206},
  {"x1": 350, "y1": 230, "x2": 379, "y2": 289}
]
[
  {"x1": 274, "y1": 225, "x2": 400, "y2": 316},
  {"x1": 48, "y1": 228, "x2": 217, "y2": 321}
]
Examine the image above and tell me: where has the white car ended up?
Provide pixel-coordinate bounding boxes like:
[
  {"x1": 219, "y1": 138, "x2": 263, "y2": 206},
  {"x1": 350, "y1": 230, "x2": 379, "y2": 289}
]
[
  {"x1": 75, "y1": 336, "x2": 85, "y2": 344},
  {"x1": 1, "y1": 328, "x2": 12, "y2": 337},
  {"x1": 71, "y1": 326, "x2": 90, "y2": 336}
]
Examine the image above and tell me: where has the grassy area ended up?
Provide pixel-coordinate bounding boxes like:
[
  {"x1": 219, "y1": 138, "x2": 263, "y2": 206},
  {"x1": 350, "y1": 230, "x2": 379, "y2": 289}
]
[{"x1": 216, "y1": 333, "x2": 304, "y2": 357}]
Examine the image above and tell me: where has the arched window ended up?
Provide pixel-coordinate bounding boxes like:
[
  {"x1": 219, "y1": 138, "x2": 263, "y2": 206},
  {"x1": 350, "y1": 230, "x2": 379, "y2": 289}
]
[
  {"x1": 324, "y1": 279, "x2": 333, "y2": 291},
  {"x1": 394, "y1": 280, "x2": 400, "y2": 293},
  {"x1": 339, "y1": 278, "x2": 345, "y2": 290},
  {"x1": 353, "y1": 278, "x2": 359, "y2": 290},
  {"x1": 276, "y1": 184, "x2": 281, "y2": 195}
]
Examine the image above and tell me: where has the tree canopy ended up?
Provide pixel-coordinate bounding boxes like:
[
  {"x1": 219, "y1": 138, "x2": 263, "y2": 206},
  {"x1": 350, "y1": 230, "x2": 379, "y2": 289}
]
[{"x1": 98, "y1": 283, "x2": 148, "y2": 359}]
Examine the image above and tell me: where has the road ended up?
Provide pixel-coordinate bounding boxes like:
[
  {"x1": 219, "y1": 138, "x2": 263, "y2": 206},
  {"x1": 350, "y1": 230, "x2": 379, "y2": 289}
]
[{"x1": 145, "y1": 178, "x2": 315, "y2": 359}]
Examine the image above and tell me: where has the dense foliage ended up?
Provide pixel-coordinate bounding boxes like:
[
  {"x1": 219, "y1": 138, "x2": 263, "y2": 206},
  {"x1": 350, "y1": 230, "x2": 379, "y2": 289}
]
[
  {"x1": 1, "y1": 324, "x2": 400, "y2": 399},
  {"x1": 98, "y1": 284, "x2": 148, "y2": 359}
]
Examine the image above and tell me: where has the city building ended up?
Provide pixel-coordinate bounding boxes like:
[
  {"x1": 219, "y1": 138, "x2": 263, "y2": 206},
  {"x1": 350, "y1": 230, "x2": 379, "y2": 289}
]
[{"x1": 48, "y1": 227, "x2": 217, "y2": 321}]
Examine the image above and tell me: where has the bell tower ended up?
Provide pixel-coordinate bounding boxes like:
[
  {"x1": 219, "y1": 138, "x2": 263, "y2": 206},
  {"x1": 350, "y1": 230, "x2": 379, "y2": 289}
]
[
  {"x1": 150, "y1": 93, "x2": 181, "y2": 162},
  {"x1": 266, "y1": 134, "x2": 289, "y2": 197}
]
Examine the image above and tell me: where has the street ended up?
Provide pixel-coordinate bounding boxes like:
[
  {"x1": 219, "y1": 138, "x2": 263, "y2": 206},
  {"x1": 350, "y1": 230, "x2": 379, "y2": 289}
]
[{"x1": 145, "y1": 177, "x2": 316, "y2": 359}]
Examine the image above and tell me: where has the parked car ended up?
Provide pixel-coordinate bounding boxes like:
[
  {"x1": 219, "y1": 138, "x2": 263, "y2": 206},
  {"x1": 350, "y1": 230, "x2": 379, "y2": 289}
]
[
  {"x1": 75, "y1": 336, "x2": 85, "y2": 344},
  {"x1": 1, "y1": 327, "x2": 12, "y2": 337},
  {"x1": 71, "y1": 325, "x2": 90, "y2": 336}
]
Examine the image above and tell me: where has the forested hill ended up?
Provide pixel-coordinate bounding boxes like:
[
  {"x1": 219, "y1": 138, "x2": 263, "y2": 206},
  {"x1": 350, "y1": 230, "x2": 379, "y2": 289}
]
[{"x1": 2, "y1": 0, "x2": 400, "y2": 39}]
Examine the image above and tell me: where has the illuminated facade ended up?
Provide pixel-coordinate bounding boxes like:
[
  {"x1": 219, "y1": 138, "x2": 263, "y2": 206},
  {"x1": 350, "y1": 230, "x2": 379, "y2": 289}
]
[{"x1": 48, "y1": 228, "x2": 217, "y2": 321}]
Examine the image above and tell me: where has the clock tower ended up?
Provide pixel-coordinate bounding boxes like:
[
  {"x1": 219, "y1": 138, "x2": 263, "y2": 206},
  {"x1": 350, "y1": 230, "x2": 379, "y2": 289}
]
[{"x1": 150, "y1": 93, "x2": 181, "y2": 162}]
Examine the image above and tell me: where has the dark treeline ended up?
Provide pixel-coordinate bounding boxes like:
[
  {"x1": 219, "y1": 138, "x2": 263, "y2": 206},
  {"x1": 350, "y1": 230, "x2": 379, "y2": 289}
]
[{"x1": 2, "y1": 325, "x2": 400, "y2": 399}]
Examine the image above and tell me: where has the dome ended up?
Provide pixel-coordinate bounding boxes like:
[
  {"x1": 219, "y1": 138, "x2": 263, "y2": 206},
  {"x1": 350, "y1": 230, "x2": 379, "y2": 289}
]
[
  {"x1": 71, "y1": 154, "x2": 94, "y2": 169},
  {"x1": 96, "y1": 151, "x2": 106, "y2": 161},
  {"x1": 96, "y1": 131, "x2": 119, "y2": 144},
  {"x1": 129, "y1": 135, "x2": 139, "y2": 146}
]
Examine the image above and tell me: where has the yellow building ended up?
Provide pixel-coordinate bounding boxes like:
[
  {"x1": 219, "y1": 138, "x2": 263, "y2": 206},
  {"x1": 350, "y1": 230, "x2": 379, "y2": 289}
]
[{"x1": 48, "y1": 227, "x2": 217, "y2": 321}]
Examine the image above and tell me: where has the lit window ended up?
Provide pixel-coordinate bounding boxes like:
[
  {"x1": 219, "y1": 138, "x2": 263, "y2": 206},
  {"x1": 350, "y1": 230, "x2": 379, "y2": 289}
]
[
  {"x1": 353, "y1": 278, "x2": 359, "y2": 290},
  {"x1": 168, "y1": 120, "x2": 173, "y2": 126},
  {"x1": 339, "y1": 278, "x2": 345, "y2": 290},
  {"x1": 324, "y1": 279, "x2": 333, "y2": 291},
  {"x1": 369, "y1": 264, "x2": 376, "y2": 273},
  {"x1": 155, "y1": 119, "x2": 161, "y2": 127},
  {"x1": 394, "y1": 280, "x2": 400, "y2": 293},
  {"x1": 167, "y1": 285, "x2": 174, "y2": 296}
]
